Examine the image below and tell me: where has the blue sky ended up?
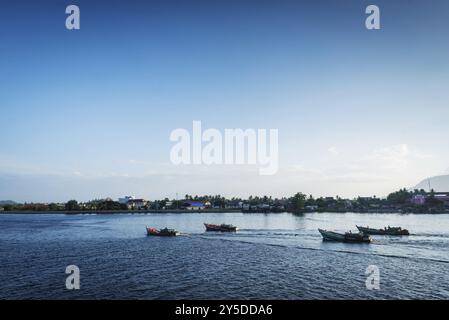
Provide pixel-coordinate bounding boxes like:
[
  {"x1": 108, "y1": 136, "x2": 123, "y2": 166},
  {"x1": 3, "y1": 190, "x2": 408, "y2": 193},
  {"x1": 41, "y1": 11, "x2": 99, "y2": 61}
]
[{"x1": 1, "y1": 0, "x2": 449, "y2": 202}]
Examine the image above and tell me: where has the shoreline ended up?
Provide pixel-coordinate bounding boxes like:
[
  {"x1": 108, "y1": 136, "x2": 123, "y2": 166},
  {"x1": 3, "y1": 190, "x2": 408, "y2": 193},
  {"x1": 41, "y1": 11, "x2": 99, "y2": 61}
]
[
  {"x1": 1, "y1": 209, "x2": 448, "y2": 215},
  {"x1": 0, "y1": 209, "x2": 242, "y2": 214}
]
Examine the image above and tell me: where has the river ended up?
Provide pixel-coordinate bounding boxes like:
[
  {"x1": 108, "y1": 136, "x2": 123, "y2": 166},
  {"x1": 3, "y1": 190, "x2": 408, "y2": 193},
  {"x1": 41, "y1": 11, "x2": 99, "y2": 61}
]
[{"x1": 0, "y1": 212, "x2": 448, "y2": 299}]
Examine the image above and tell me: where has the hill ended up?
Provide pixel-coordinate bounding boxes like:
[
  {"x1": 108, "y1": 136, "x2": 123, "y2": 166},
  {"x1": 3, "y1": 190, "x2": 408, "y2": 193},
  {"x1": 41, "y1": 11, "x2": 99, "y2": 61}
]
[
  {"x1": 0, "y1": 200, "x2": 17, "y2": 205},
  {"x1": 414, "y1": 175, "x2": 449, "y2": 192}
]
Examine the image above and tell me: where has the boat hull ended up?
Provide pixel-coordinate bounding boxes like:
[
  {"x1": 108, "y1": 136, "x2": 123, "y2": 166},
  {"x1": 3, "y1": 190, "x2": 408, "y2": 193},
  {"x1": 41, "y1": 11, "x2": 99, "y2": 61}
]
[
  {"x1": 318, "y1": 229, "x2": 371, "y2": 243},
  {"x1": 204, "y1": 223, "x2": 238, "y2": 232},
  {"x1": 146, "y1": 228, "x2": 179, "y2": 237}
]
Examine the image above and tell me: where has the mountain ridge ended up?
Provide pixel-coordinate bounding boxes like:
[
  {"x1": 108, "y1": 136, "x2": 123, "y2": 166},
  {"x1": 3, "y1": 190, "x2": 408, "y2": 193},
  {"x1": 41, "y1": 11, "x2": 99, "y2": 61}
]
[
  {"x1": 0, "y1": 200, "x2": 17, "y2": 205},
  {"x1": 414, "y1": 174, "x2": 449, "y2": 192}
]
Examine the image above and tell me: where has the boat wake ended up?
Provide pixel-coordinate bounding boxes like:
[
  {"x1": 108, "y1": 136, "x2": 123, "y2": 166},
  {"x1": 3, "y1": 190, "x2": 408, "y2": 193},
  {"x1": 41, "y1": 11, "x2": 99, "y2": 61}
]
[{"x1": 193, "y1": 231, "x2": 449, "y2": 265}]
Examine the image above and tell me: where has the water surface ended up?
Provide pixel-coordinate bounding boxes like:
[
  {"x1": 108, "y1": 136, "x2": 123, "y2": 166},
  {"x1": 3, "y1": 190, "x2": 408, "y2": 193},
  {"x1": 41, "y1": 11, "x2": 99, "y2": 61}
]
[{"x1": 0, "y1": 212, "x2": 448, "y2": 299}]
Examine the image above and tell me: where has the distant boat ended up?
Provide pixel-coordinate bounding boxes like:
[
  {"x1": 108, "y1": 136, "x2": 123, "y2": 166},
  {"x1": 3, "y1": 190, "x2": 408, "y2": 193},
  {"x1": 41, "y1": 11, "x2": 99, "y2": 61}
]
[
  {"x1": 318, "y1": 228, "x2": 371, "y2": 243},
  {"x1": 356, "y1": 225, "x2": 410, "y2": 236},
  {"x1": 146, "y1": 227, "x2": 180, "y2": 237},
  {"x1": 204, "y1": 223, "x2": 238, "y2": 232}
]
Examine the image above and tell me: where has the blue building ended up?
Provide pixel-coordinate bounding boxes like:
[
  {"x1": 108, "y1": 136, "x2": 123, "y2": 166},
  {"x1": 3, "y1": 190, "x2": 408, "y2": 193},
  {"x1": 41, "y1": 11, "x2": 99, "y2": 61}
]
[{"x1": 183, "y1": 201, "x2": 205, "y2": 210}]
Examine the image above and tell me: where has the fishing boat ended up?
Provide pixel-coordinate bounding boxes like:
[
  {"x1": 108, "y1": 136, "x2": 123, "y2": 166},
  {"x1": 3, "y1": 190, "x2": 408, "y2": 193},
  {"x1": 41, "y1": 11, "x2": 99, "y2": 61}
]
[
  {"x1": 318, "y1": 228, "x2": 371, "y2": 243},
  {"x1": 204, "y1": 223, "x2": 238, "y2": 232},
  {"x1": 146, "y1": 227, "x2": 180, "y2": 237},
  {"x1": 356, "y1": 225, "x2": 410, "y2": 236}
]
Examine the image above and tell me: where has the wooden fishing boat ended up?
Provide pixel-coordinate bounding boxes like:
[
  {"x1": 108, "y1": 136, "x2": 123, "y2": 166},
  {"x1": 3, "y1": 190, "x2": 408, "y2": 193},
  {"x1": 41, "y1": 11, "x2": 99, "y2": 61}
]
[
  {"x1": 356, "y1": 225, "x2": 410, "y2": 236},
  {"x1": 204, "y1": 223, "x2": 238, "y2": 232},
  {"x1": 146, "y1": 227, "x2": 179, "y2": 237},
  {"x1": 318, "y1": 228, "x2": 371, "y2": 243}
]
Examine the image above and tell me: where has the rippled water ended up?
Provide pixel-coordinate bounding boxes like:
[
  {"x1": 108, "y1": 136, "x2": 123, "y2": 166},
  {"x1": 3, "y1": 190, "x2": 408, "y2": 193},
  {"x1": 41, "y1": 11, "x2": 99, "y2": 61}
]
[{"x1": 0, "y1": 212, "x2": 448, "y2": 299}]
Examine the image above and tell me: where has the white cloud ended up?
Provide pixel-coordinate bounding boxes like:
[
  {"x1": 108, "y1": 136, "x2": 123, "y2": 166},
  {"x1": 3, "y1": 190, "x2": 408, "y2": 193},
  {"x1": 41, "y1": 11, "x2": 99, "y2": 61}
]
[
  {"x1": 327, "y1": 146, "x2": 339, "y2": 155},
  {"x1": 282, "y1": 144, "x2": 441, "y2": 197}
]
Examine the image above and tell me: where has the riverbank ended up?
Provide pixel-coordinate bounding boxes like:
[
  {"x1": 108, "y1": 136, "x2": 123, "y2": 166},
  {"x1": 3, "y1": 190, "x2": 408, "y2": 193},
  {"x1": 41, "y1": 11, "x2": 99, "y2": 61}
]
[
  {"x1": 3, "y1": 190, "x2": 448, "y2": 215},
  {"x1": 0, "y1": 208, "x2": 243, "y2": 214},
  {"x1": 1, "y1": 209, "x2": 448, "y2": 214}
]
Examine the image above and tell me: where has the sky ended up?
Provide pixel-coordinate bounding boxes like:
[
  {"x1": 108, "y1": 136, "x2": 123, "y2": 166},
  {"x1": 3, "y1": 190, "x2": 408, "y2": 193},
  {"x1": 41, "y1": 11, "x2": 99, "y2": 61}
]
[{"x1": 1, "y1": 0, "x2": 449, "y2": 202}]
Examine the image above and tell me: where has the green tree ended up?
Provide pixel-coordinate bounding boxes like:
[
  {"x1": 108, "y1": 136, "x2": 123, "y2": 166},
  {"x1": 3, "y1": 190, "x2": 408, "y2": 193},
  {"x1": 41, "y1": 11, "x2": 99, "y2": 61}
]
[
  {"x1": 48, "y1": 203, "x2": 60, "y2": 211},
  {"x1": 290, "y1": 192, "x2": 306, "y2": 213},
  {"x1": 65, "y1": 200, "x2": 80, "y2": 211},
  {"x1": 2, "y1": 204, "x2": 13, "y2": 211},
  {"x1": 387, "y1": 188, "x2": 412, "y2": 204}
]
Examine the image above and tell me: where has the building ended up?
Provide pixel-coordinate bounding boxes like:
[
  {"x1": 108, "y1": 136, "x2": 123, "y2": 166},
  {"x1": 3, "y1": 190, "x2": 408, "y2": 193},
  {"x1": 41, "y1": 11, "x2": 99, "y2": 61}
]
[
  {"x1": 183, "y1": 200, "x2": 205, "y2": 210},
  {"x1": 119, "y1": 196, "x2": 135, "y2": 204},
  {"x1": 412, "y1": 193, "x2": 449, "y2": 206},
  {"x1": 258, "y1": 204, "x2": 270, "y2": 210},
  {"x1": 432, "y1": 192, "x2": 449, "y2": 206},
  {"x1": 305, "y1": 205, "x2": 318, "y2": 212},
  {"x1": 118, "y1": 196, "x2": 148, "y2": 209},
  {"x1": 411, "y1": 194, "x2": 426, "y2": 205},
  {"x1": 226, "y1": 201, "x2": 242, "y2": 209},
  {"x1": 127, "y1": 199, "x2": 147, "y2": 210}
]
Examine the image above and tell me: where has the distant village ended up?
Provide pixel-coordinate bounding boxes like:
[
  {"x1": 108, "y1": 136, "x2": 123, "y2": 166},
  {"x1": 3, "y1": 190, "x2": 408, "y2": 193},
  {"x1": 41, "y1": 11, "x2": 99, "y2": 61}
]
[{"x1": 1, "y1": 188, "x2": 449, "y2": 214}]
